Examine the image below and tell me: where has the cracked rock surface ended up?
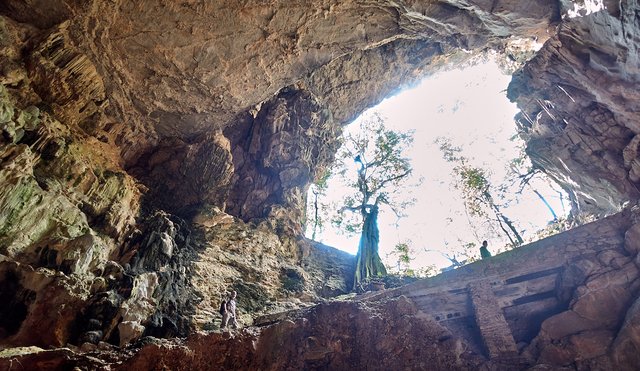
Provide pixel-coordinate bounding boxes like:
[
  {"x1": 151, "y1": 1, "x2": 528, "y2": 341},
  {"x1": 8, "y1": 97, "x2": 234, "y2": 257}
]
[{"x1": 2, "y1": 1, "x2": 640, "y2": 369}]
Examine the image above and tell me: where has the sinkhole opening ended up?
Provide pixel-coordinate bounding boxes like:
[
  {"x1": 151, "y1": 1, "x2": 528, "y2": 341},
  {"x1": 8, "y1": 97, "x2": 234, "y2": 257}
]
[{"x1": 305, "y1": 55, "x2": 572, "y2": 276}]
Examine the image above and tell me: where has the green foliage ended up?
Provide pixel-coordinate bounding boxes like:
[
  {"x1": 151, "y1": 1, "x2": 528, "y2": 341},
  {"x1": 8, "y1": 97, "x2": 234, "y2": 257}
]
[
  {"x1": 387, "y1": 240, "x2": 414, "y2": 275},
  {"x1": 457, "y1": 241, "x2": 479, "y2": 263},
  {"x1": 436, "y1": 136, "x2": 524, "y2": 248},
  {"x1": 305, "y1": 168, "x2": 333, "y2": 239},
  {"x1": 413, "y1": 265, "x2": 439, "y2": 277},
  {"x1": 437, "y1": 137, "x2": 491, "y2": 218},
  {"x1": 324, "y1": 112, "x2": 415, "y2": 290},
  {"x1": 395, "y1": 242, "x2": 411, "y2": 264},
  {"x1": 333, "y1": 112, "x2": 414, "y2": 231},
  {"x1": 305, "y1": 112, "x2": 420, "y2": 289},
  {"x1": 460, "y1": 167, "x2": 489, "y2": 194},
  {"x1": 517, "y1": 214, "x2": 588, "y2": 250},
  {"x1": 533, "y1": 217, "x2": 569, "y2": 241}
]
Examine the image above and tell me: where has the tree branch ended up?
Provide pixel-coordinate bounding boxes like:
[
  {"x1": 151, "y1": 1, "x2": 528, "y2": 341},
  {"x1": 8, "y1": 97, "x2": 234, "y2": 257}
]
[
  {"x1": 369, "y1": 168, "x2": 412, "y2": 195},
  {"x1": 374, "y1": 194, "x2": 389, "y2": 206},
  {"x1": 338, "y1": 205, "x2": 361, "y2": 214},
  {"x1": 517, "y1": 168, "x2": 541, "y2": 193}
]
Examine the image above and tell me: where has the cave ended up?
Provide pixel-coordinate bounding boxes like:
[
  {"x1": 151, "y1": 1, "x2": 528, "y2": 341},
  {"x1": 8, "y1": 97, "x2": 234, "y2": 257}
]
[{"x1": 1, "y1": 1, "x2": 640, "y2": 370}]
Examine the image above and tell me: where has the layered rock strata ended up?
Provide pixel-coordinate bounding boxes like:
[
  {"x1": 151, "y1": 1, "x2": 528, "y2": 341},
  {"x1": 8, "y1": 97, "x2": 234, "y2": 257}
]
[
  {"x1": 1, "y1": 0, "x2": 561, "y2": 222},
  {"x1": 0, "y1": 13, "x2": 353, "y2": 350},
  {"x1": 1, "y1": 1, "x2": 640, "y2": 370},
  {"x1": 4, "y1": 207, "x2": 640, "y2": 370},
  {"x1": 508, "y1": 2, "x2": 640, "y2": 216}
]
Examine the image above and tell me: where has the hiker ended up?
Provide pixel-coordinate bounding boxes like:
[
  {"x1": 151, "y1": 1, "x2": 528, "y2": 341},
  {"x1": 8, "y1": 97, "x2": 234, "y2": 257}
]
[
  {"x1": 219, "y1": 294, "x2": 228, "y2": 325},
  {"x1": 480, "y1": 240, "x2": 491, "y2": 259},
  {"x1": 221, "y1": 290, "x2": 238, "y2": 329}
]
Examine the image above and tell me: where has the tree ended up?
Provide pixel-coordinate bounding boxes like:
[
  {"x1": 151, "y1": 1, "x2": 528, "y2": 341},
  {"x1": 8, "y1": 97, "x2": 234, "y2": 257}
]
[
  {"x1": 306, "y1": 170, "x2": 331, "y2": 240},
  {"x1": 506, "y1": 140, "x2": 576, "y2": 239},
  {"x1": 507, "y1": 141, "x2": 560, "y2": 222},
  {"x1": 389, "y1": 240, "x2": 414, "y2": 275},
  {"x1": 331, "y1": 113, "x2": 414, "y2": 290},
  {"x1": 437, "y1": 137, "x2": 524, "y2": 248}
]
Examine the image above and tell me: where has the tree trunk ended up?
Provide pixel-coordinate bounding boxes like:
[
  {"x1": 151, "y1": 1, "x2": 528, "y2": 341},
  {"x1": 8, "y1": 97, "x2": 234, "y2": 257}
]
[
  {"x1": 532, "y1": 189, "x2": 558, "y2": 221},
  {"x1": 499, "y1": 212, "x2": 524, "y2": 246},
  {"x1": 484, "y1": 192, "x2": 524, "y2": 247},
  {"x1": 353, "y1": 206, "x2": 387, "y2": 290},
  {"x1": 311, "y1": 190, "x2": 320, "y2": 240},
  {"x1": 489, "y1": 201, "x2": 523, "y2": 247}
]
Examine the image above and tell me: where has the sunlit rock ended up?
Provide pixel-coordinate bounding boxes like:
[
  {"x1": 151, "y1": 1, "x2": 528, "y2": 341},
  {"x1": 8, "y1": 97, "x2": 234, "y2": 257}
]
[
  {"x1": 117, "y1": 272, "x2": 159, "y2": 346},
  {"x1": 1, "y1": 0, "x2": 640, "y2": 369},
  {"x1": 508, "y1": 6, "x2": 640, "y2": 215}
]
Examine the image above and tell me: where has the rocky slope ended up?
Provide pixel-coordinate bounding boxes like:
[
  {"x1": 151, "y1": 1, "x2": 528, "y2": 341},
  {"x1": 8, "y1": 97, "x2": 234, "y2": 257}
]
[
  {"x1": 0, "y1": 7, "x2": 355, "y2": 350},
  {"x1": 3, "y1": 207, "x2": 640, "y2": 370},
  {"x1": 1, "y1": 0, "x2": 640, "y2": 370}
]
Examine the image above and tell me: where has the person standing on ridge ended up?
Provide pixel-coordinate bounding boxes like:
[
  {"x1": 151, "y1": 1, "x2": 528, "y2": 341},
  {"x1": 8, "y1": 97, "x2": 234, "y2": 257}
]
[
  {"x1": 480, "y1": 240, "x2": 491, "y2": 259},
  {"x1": 221, "y1": 290, "x2": 239, "y2": 329},
  {"x1": 218, "y1": 294, "x2": 227, "y2": 328}
]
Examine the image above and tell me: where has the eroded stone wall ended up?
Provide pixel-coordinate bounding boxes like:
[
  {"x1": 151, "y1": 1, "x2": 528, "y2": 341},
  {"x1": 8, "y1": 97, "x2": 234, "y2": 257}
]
[
  {"x1": 189, "y1": 206, "x2": 354, "y2": 331},
  {"x1": 6, "y1": 207, "x2": 639, "y2": 370},
  {"x1": 508, "y1": 2, "x2": 640, "y2": 216},
  {"x1": 0, "y1": 0, "x2": 562, "y2": 231},
  {"x1": 0, "y1": 12, "x2": 354, "y2": 350},
  {"x1": 368, "y1": 207, "x2": 640, "y2": 369},
  {"x1": 2, "y1": 1, "x2": 640, "y2": 369}
]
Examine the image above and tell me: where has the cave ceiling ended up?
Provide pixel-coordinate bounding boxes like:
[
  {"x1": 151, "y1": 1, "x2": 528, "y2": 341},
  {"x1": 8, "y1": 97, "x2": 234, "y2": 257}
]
[
  {"x1": 2, "y1": 0, "x2": 558, "y2": 138},
  {"x1": 4, "y1": 1, "x2": 640, "y2": 367}
]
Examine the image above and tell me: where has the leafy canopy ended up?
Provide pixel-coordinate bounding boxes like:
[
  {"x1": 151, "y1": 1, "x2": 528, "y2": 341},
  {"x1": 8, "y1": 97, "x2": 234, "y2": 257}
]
[{"x1": 331, "y1": 112, "x2": 415, "y2": 234}]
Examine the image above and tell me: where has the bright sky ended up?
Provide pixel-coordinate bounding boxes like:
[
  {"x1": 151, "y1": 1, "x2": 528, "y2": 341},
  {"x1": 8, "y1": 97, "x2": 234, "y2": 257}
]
[
  {"x1": 566, "y1": 0, "x2": 605, "y2": 18},
  {"x1": 308, "y1": 58, "x2": 568, "y2": 272}
]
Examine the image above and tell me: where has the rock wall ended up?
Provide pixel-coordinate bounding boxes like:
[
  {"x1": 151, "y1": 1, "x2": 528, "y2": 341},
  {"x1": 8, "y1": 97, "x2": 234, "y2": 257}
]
[
  {"x1": 2, "y1": 0, "x2": 558, "y2": 138},
  {"x1": 224, "y1": 86, "x2": 341, "y2": 229},
  {"x1": 0, "y1": 12, "x2": 354, "y2": 350},
  {"x1": 2, "y1": 1, "x2": 640, "y2": 370},
  {"x1": 0, "y1": 15, "x2": 144, "y2": 348},
  {"x1": 508, "y1": 1, "x2": 640, "y2": 216},
  {"x1": 125, "y1": 207, "x2": 640, "y2": 370},
  {"x1": 4, "y1": 207, "x2": 640, "y2": 370},
  {"x1": 188, "y1": 206, "x2": 355, "y2": 331},
  {"x1": 367, "y1": 207, "x2": 640, "y2": 369},
  {"x1": 0, "y1": 0, "x2": 563, "y2": 233}
]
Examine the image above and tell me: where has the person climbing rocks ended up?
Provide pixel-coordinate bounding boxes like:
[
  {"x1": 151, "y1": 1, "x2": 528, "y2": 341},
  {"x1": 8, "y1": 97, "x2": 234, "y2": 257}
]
[
  {"x1": 219, "y1": 294, "x2": 227, "y2": 319},
  {"x1": 480, "y1": 240, "x2": 491, "y2": 259},
  {"x1": 221, "y1": 290, "x2": 239, "y2": 329}
]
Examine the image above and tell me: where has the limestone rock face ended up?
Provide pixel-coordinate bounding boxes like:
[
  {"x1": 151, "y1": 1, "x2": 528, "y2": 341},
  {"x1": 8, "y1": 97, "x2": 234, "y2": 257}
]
[
  {"x1": 13, "y1": 1, "x2": 557, "y2": 136},
  {"x1": 0, "y1": 17, "x2": 144, "y2": 350},
  {"x1": 508, "y1": 4, "x2": 640, "y2": 215},
  {"x1": 4, "y1": 209, "x2": 640, "y2": 370},
  {"x1": 225, "y1": 86, "x2": 341, "y2": 228},
  {"x1": 0, "y1": 0, "x2": 561, "y2": 241},
  {"x1": 3, "y1": 0, "x2": 640, "y2": 370},
  {"x1": 120, "y1": 296, "x2": 487, "y2": 371},
  {"x1": 189, "y1": 206, "x2": 355, "y2": 331},
  {"x1": 0, "y1": 261, "x2": 91, "y2": 347},
  {"x1": 130, "y1": 132, "x2": 234, "y2": 215},
  {"x1": 611, "y1": 296, "x2": 640, "y2": 368},
  {"x1": 26, "y1": 22, "x2": 107, "y2": 127}
]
